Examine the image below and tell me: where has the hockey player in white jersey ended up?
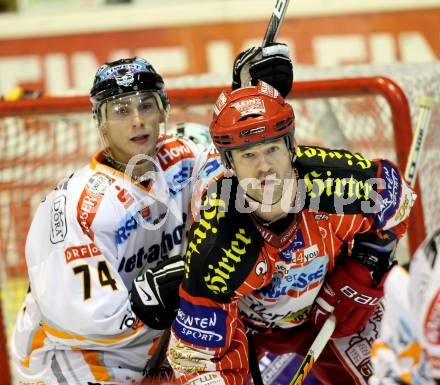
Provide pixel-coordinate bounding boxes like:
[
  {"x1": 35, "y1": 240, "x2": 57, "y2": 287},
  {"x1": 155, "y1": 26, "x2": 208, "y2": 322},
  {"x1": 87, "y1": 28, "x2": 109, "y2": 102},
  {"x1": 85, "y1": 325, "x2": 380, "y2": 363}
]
[
  {"x1": 11, "y1": 57, "x2": 202, "y2": 385},
  {"x1": 11, "y1": 47, "x2": 294, "y2": 384},
  {"x1": 370, "y1": 228, "x2": 440, "y2": 385}
]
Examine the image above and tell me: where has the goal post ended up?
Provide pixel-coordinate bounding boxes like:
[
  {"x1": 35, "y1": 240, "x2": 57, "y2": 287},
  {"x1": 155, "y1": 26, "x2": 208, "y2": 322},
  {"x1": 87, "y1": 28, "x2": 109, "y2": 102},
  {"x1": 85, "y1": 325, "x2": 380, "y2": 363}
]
[{"x1": 0, "y1": 71, "x2": 438, "y2": 383}]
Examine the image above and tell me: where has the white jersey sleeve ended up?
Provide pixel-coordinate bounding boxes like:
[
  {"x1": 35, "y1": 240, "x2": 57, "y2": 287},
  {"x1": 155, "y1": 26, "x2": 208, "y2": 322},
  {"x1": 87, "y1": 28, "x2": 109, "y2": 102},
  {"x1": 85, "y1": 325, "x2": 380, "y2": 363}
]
[
  {"x1": 370, "y1": 229, "x2": 440, "y2": 385},
  {"x1": 410, "y1": 229, "x2": 440, "y2": 381}
]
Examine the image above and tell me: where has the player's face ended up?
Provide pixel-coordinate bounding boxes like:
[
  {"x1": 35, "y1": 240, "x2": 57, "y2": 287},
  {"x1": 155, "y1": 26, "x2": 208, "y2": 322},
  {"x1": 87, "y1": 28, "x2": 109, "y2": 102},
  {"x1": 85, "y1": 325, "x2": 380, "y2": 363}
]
[
  {"x1": 99, "y1": 92, "x2": 163, "y2": 164},
  {"x1": 230, "y1": 138, "x2": 295, "y2": 204}
]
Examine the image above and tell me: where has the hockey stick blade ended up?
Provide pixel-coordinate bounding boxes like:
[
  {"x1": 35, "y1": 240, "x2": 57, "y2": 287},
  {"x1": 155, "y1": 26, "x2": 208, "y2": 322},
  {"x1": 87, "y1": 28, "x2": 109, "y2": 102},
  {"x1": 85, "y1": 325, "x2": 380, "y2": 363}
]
[
  {"x1": 404, "y1": 96, "x2": 437, "y2": 188},
  {"x1": 262, "y1": 0, "x2": 291, "y2": 47},
  {"x1": 289, "y1": 315, "x2": 336, "y2": 385}
]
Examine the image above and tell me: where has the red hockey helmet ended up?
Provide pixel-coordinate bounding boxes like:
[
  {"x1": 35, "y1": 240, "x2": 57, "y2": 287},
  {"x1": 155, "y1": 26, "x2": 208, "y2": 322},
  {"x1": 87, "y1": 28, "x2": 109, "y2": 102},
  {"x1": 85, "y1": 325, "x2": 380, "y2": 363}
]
[{"x1": 210, "y1": 81, "x2": 295, "y2": 166}]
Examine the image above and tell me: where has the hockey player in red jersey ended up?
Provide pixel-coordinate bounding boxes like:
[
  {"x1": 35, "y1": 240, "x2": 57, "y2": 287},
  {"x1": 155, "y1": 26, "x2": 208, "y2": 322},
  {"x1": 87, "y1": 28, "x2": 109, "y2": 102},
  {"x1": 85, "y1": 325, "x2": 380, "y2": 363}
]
[
  {"x1": 12, "y1": 47, "x2": 295, "y2": 384},
  {"x1": 166, "y1": 80, "x2": 417, "y2": 385}
]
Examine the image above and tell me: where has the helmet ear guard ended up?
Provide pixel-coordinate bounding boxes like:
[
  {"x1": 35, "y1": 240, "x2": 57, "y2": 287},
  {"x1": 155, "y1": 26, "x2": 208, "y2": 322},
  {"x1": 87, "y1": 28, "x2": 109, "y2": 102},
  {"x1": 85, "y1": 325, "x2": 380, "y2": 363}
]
[{"x1": 210, "y1": 81, "x2": 295, "y2": 168}]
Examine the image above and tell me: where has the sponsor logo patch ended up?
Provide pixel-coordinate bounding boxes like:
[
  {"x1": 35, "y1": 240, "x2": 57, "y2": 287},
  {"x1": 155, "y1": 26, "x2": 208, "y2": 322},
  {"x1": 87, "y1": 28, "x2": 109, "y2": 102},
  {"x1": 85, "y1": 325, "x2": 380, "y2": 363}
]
[
  {"x1": 279, "y1": 230, "x2": 305, "y2": 262},
  {"x1": 260, "y1": 255, "x2": 327, "y2": 299},
  {"x1": 187, "y1": 372, "x2": 225, "y2": 385},
  {"x1": 65, "y1": 243, "x2": 101, "y2": 263},
  {"x1": 213, "y1": 92, "x2": 228, "y2": 116},
  {"x1": 259, "y1": 82, "x2": 279, "y2": 98},
  {"x1": 115, "y1": 205, "x2": 173, "y2": 246},
  {"x1": 87, "y1": 173, "x2": 113, "y2": 195},
  {"x1": 281, "y1": 306, "x2": 312, "y2": 324},
  {"x1": 117, "y1": 224, "x2": 184, "y2": 273},
  {"x1": 156, "y1": 140, "x2": 195, "y2": 169},
  {"x1": 50, "y1": 195, "x2": 67, "y2": 244},
  {"x1": 374, "y1": 161, "x2": 402, "y2": 229},
  {"x1": 115, "y1": 185, "x2": 134, "y2": 209},
  {"x1": 232, "y1": 97, "x2": 265, "y2": 116},
  {"x1": 173, "y1": 298, "x2": 227, "y2": 348},
  {"x1": 77, "y1": 173, "x2": 114, "y2": 240}
]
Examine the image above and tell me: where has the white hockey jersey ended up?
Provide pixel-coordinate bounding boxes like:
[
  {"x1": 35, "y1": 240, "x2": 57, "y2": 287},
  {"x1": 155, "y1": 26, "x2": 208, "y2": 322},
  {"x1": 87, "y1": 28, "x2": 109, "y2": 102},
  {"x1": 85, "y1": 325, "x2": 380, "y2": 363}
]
[
  {"x1": 370, "y1": 229, "x2": 440, "y2": 385},
  {"x1": 12, "y1": 135, "x2": 203, "y2": 385}
]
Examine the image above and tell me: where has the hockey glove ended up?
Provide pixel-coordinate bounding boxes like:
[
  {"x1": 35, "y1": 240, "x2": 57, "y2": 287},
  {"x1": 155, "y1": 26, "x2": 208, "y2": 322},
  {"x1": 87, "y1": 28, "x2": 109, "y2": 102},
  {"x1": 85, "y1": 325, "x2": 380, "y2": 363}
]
[
  {"x1": 311, "y1": 231, "x2": 397, "y2": 338},
  {"x1": 232, "y1": 43, "x2": 293, "y2": 98},
  {"x1": 130, "y1": 256, "x2": 184, "y2": 330}
]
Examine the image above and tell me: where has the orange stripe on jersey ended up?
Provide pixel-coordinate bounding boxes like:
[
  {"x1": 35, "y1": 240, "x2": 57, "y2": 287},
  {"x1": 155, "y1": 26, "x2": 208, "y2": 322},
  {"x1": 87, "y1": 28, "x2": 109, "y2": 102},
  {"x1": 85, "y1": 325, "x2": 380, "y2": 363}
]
[
  {"x1": 21, "y1": 326, "x2": 46, "y2": 368},
  {"x1": 91, "y1": 151, "x2": 153, "y2": 193},
  {"x1": 399, "y1": 342, "x2": 422, "y2": 365},
  {"x1": 42, "y1": 322, "x2": 141, "y2": 344},
  {"x1": 80, "y1": 350, "x2": 112, "y2": 382},
  {"x1": 156, "y1": 138, "x2": 195, "y2": 170},
  {"x1": 370, "y1": 341, "x2": 391, "y2": 358},
  {"x1": 148, "y1": 333, "x2": 162, "y2": 357}
]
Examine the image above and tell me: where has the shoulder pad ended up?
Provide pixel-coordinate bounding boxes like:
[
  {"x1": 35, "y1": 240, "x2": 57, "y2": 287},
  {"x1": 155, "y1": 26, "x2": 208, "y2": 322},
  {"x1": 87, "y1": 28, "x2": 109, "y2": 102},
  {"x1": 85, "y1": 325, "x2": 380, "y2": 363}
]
[
  {"x1": 183, "y1": 177, "x2": 261, "y2": 303},
  {"x1": 295, "y1": 146, "x2": 379, "y2": 214}
]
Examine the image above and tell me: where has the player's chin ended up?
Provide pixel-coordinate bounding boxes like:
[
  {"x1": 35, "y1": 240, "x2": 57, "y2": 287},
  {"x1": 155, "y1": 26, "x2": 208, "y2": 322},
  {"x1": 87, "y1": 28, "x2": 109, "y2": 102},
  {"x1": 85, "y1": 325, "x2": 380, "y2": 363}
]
[{"x1": 131, "y1": 143, "x2": 156, "y2": 158}]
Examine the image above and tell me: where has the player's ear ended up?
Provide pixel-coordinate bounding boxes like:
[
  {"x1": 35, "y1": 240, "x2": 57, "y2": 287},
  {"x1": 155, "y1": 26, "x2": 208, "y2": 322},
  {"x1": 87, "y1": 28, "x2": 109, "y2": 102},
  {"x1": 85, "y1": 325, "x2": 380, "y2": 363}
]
[
  {"x1": 159, "y1": 110, "x2": 166, "y2": 123},
  {"x1": 225, "y1": 163, "x2": 235, "y2": 178},
  {"x1": 291, "y1": 138, "x2": 298, "y2": 163}
]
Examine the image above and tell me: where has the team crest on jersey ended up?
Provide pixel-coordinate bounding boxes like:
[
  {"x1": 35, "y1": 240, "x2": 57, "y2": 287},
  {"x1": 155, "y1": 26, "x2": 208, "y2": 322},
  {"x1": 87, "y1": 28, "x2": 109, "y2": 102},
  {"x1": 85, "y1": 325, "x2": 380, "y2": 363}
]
[
  {"x1": 279, "y1": 230, "x2": 305, "y2": 262},
  {"x1": 87, "y1": 173, "x2": 113, "y2": 195},
  {"x1": 373, "y1": 161, "x2": 402, "y2": 229}
]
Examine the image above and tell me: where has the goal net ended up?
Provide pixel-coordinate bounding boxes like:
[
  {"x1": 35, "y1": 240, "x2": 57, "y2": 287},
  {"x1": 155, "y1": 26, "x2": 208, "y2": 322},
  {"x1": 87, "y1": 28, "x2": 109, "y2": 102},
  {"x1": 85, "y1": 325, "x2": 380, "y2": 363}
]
[{"x1": 1, "y1": 62, "x2": 439, "y2": 383}]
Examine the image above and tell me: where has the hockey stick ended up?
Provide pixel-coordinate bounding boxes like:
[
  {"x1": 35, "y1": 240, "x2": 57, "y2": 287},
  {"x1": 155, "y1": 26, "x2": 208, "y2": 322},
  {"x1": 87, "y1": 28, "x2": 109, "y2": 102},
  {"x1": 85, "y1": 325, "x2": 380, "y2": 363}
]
[
  {"x1": 262, "y1": 0, "x2": 291, "y2": 47},
  {"x1": 404, "y1": 96, "x2": 437, "y2": 188},
  {"x1": 288, "y1": 96, "x2": 438, "y2": 385},
  {"x1": 143, "y1": 329, "x2": 171, "y2": 377},
  {"x1": 288, "y1": 315, "x2": 336, "y2": 385}
]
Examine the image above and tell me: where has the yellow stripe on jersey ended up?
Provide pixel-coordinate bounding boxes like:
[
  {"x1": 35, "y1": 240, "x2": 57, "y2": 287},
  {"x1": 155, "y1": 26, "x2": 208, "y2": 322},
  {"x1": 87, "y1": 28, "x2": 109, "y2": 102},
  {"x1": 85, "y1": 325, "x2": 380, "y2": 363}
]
[
  {"x1": 21, "y1": 326, "x2": 47, "y2": 368},
  {"x1": 42, "y1": 322, "x2": 142, "y2": 345}
]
